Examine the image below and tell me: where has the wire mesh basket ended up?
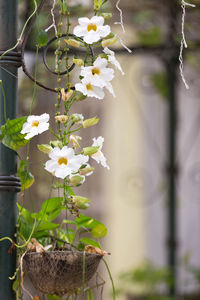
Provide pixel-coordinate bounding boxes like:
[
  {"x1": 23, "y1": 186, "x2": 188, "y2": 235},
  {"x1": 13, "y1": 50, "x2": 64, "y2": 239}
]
[{"x1": 23, "y1": 250, "x2": 103, "y2": 296}]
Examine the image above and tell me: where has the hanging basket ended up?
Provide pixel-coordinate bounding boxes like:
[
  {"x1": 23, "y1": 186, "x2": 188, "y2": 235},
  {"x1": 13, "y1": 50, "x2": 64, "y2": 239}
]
[{"x1": 23, "y1": 250, "x2": 103, "y2": 296}]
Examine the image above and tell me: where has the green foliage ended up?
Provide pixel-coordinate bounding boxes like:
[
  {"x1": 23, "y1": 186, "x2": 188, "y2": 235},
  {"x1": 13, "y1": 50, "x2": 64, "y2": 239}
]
[
  {"x1": 118, "y1": 260, "x2": 173, "y2": 300},
  {"x1": 0, "y1": 117, "x2": 28, "y2": 150},
  {"x1": 138, "y1": 27, "x2": 162, "y2": 46},
  {"x1": 37, "y1": 29, "x2": 48, "y2": 47},
  {"x1": 18, "y1": 160, "x2": 34, "y2": 191},
  {"x1": 150, "y1": 72, "x2": 169, "y2": 100},
  {"x1": 80, "y1": 237, "x2": 101, "y2": 249},
  {"x1": 17, "y1": 199, "x2": 61, "y2": 240},
  {"x1": 76, "y1": 214, "x2": 107, "y2": 238}
]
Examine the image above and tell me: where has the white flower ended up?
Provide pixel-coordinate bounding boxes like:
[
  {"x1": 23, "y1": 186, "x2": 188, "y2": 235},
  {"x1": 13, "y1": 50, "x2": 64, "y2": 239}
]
[
  {"x1": 73, "y1": 16, "x2": 111, "y2": 44},
  {"x1": 103, "y1": 47, "x2": 125, "y2": 75},
  {"x1": 91, "y1": 136, "x2": 110, "y2": 170},
  {"x1": 75, "y1": 79, "x2": 105, "y2": 100},
  {"x1": 45, "y1": 146, "x2": 89, "y2": 179},
  {"x1": 80, "y1": 56, "x2": 114, "y2": 88},
  {"x1": 21, "y1": 113, "x2": 49, "y2": 140}
]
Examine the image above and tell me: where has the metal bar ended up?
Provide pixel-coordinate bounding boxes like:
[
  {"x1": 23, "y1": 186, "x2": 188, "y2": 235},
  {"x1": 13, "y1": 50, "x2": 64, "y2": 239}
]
[
  {"x1": 0, "y1": 0, "x2": 18, "y2": 299},
  {"x1": 165, "y1": 0, "x2": 179, "y2": 298}
]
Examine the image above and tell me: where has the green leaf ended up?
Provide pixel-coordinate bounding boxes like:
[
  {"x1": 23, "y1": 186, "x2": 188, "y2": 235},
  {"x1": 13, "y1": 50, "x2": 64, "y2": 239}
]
[
  {"x1": 12, "y1": 279, "x2": 20, "y2": 292},
  {"x1": 17, "y1": 204, "x2": 33, "y2": 224},
  {"x1": 41, "y1": 197, "x2": 62, "y2": 214},
  {"x1": 92, "y1": 223, "x2": 107, "y2": 238},
  {"x1": 18, "y1": 160, "x2": 34, "y2": 191},
  {"x1": 0, "y1": 117, "x2": 28, "y2": 150},
  {"x1": 19, "y1": 221, "x2": 33, "y2": 240},
  {"x1": 80, "y1": 237, "x2": 101, "y2": 249},
  {"x1": 62, "y1": 220, "x2": 77, "y2": 225},
  {"x1": 36, "y1": 221, "x2": 59, "y2": 232},
  {"x1": 37, "y1": 30, "x2": 48, "y2": 47},
  {"x1": 56, "y1": 228, "x2": 75, "y2": 244},
  {"x1": 76, "y1": 214, "x2": 108, "y2": 238}
]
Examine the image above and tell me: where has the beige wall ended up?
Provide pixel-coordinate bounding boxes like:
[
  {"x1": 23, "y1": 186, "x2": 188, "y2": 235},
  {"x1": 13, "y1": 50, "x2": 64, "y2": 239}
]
[{"x1": 104, "y1": 54, "x2": 146, "y2": 298}]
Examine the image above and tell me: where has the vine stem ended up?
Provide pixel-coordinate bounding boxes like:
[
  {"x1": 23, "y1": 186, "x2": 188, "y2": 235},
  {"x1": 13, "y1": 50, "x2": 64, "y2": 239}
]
[
  {"x1": 49, "y1": 127, "x2": 60, "y2": 139},
  {"x1": 103, "y1": 258, "x2": 116, "y2": 300},
  {"x1": 0, "y1": 219, "x2": 37, "y2": 248},
  {"x1": 0, "y1": 0, "x2": 38, "y2": 60}
]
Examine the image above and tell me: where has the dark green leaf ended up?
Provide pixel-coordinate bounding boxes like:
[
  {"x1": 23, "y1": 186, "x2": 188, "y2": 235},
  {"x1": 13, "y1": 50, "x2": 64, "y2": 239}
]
[{"x1": 0, "y1": 117, "x2": 28, "y2": 150}]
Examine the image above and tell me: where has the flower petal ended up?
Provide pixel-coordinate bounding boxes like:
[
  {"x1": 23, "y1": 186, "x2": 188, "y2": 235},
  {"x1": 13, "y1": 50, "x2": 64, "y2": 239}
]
[
  {"x1": 45, "y1": 159, "x2": 58, "y2": 173},
  {"x1": 75, "y1": 82, "x2": 87, "y2": 95},
  {"x1": 78, "y1": 17, "x2": 90, "y2": 26},
  {"x1": 90, "y1": 16, "x2": 104, "y2": 26},
  {"x1": 98, "y1": 25, "x2": 111, "y2": 38},
  {"x1": 105, "y1": 82, "x2": 116, "y2": 97},
  {"x1": 94, "y1": 57, "x2": 108, "y2": 69},
  {"x1": 38, "y1": 113, "x2": 50, "y2": 123},
  {"x1": 83, "y1": 32, "x2": 100, "y2": 44},
  {"x1": 73, "y1": 25, "x2": 88, "y2": 37}
]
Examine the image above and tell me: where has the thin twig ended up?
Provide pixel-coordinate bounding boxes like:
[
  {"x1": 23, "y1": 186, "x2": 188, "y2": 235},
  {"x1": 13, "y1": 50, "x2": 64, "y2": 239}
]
[{"x1": 179, "y1": 0, "x2": 196, "y2": 89}]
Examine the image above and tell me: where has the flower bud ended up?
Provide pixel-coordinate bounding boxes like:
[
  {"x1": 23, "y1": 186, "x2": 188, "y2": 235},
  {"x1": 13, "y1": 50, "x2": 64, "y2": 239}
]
[
  {"x1": 50, "y1": 140, "x2": 63, "y2": 148},
  {"x1": 102, "y1": 38, "x2": 118, "y2": 48},
  {"x1": 73, "y1": 58, "x2": 84, "y2": 67},
  {"x1": 104, "y1": 32, "x2": 115, "y2": 39},
  {"x1": 70, "y1": 134, "x2": 82, "y2": 148},
  {"x1": 55, "y1": 115, "x2": 68, "y2": 123},
  {"x1": 65, "y1": 39, "x2": 80, "y2": 48},
  {"x1": 83, "y1": 146, "x2": 99, "y2": 156},
  {"x1": 74, "y1": 91, "x2": 87, "y2": 101},
  {"x1": 94, "y1": 0, "x2": 102, "y2": 10},
  {"x1": 37, "y1": 144, "x2": 52, "y2": 154},
  {"x1": 70, "y1": 113, "x2": 84, "y2": 123},
  {"x1": 101, "y1": 13, "x2": 112, "y2": 20},
  {"x1": 61, "y1": 88, "x2": 73, "y2": 101},
  {"x1": 70, "y1": 175, "x2": 85, "y2": 186},
  {"x1": 79, "y1": 166, "x2": 94, "y2": 176},
  {"x1": 82, "y1": 116, "x2": 99, "y2": 128},
  {"x1": 72, "y1": 195, "x2": 90, "y2": 209}
]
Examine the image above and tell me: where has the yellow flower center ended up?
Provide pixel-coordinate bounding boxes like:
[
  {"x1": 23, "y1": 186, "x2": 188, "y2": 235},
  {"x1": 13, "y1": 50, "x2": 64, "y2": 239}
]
[
  {"x1": 58, "y1": 157, "x2": 68, "y2": 166},
  {"x1": 86, "y1": 83, "x2": 93, "y2": 91},
  {"x1": 87, "y1": 23, "x2": 97, "y2": 32},
  {"x1": 92, "y1": 68, "x2": 100, "y2": 76},
  {"x1": 32, "y1": 120, "x2": 39, "y2": 127}
]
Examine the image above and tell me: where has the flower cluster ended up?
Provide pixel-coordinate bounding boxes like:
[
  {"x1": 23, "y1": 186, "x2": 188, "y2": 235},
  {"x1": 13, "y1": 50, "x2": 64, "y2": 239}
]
[{"x1": 74, "y1": 16, "x2": 124, "y2": 100}]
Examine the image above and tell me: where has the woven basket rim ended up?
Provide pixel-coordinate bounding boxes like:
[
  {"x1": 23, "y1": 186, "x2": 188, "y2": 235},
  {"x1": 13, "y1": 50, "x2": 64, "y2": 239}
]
[{"x1": 25, "y1": 250, "x2": 103, "y2": 257}]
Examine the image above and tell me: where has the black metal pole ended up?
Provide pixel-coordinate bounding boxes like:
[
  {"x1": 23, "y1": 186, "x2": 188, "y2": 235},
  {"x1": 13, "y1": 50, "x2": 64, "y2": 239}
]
[
  {"x1": 166, "y1": 0, "x2": 179, "y2": 297},
  {"x1": 0, "y1": 1, "x2": 20, "y2": 299}
]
